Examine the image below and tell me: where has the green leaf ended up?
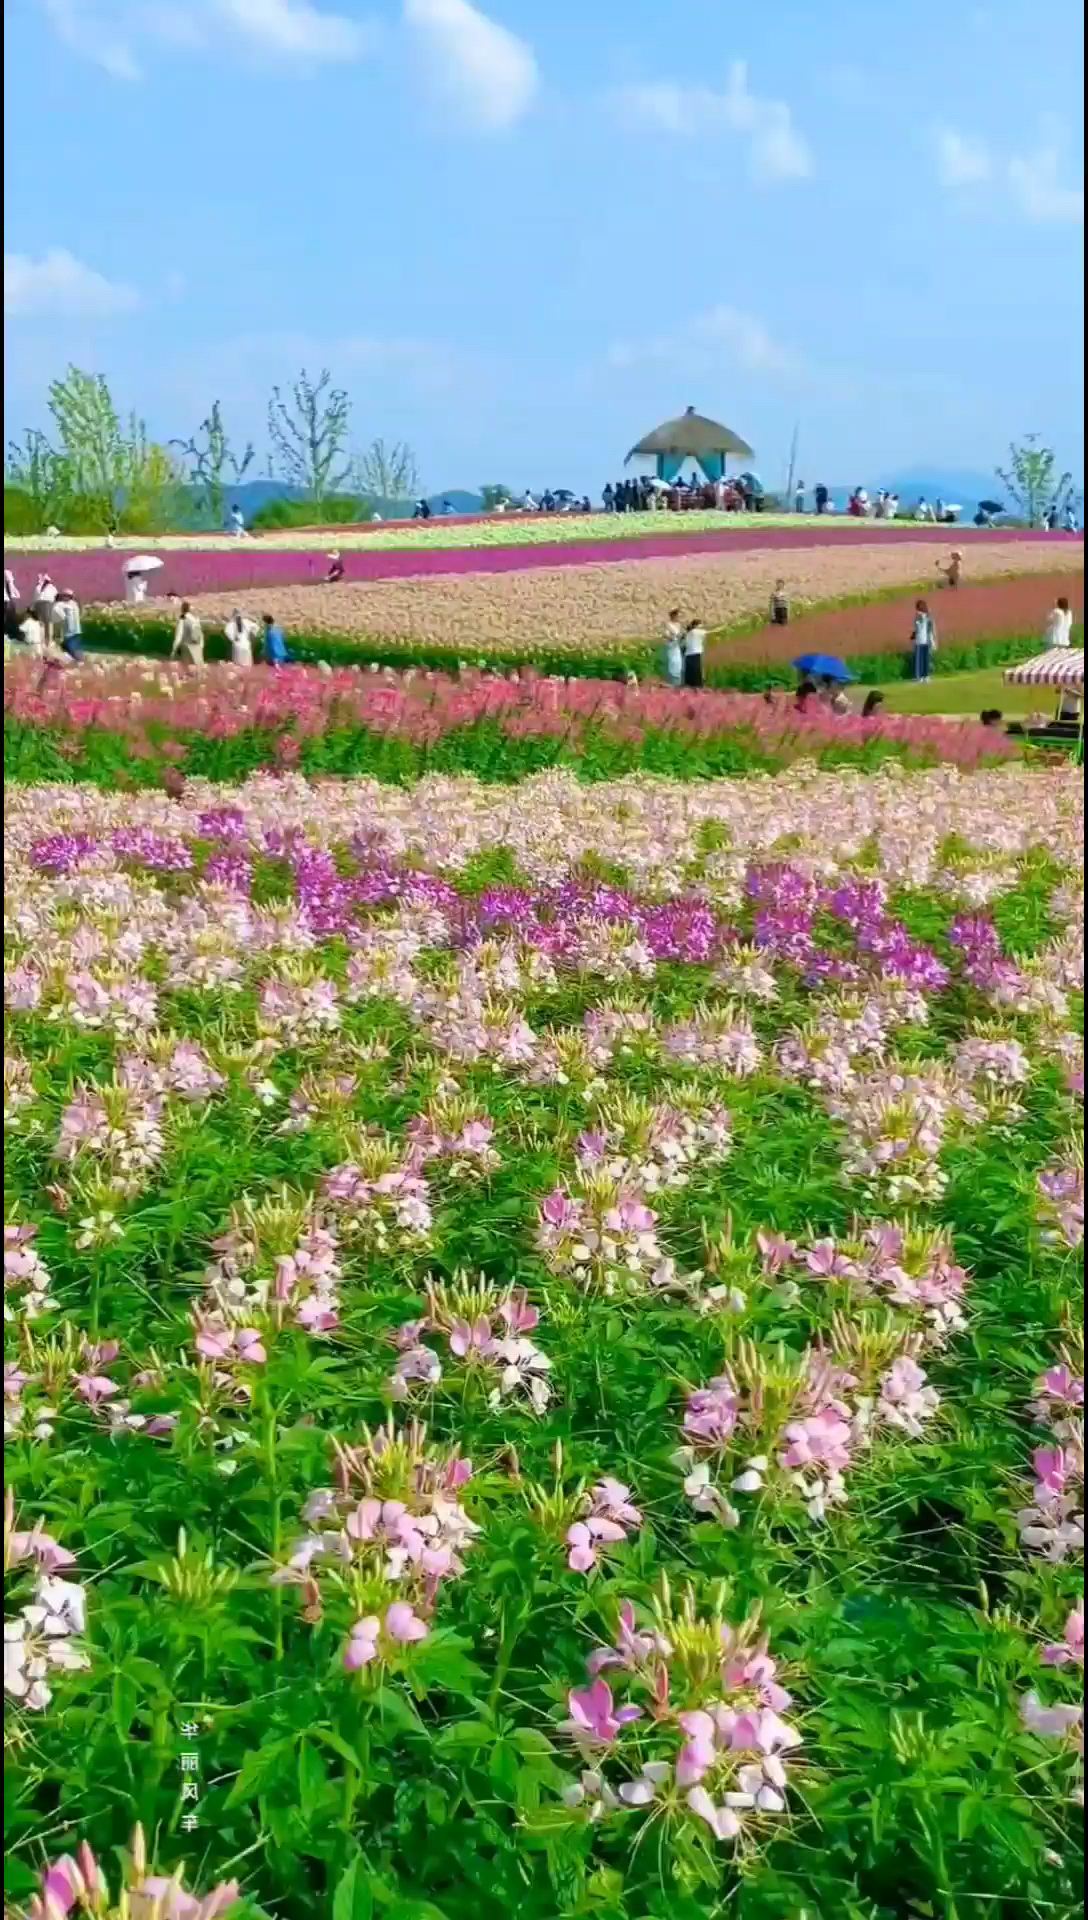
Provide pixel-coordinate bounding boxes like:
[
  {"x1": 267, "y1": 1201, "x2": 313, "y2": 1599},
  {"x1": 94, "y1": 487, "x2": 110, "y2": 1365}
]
[
  {"x1": 332, "y1": 1858, "x2": 374, "y2": 1920},
  {"x1": 225, "y1": 1738, "x2": 294, "y2": 1808},
  {"x1": 298, "y1": 1739, "x2": 329, "y2": 1820}
]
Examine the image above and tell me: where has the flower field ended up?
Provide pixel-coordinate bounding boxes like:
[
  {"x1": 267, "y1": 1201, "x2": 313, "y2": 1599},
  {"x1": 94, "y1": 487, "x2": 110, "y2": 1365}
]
[
  {"x1": 6, "y1": 512, "x2": 1070, "y2": 566},
  {"x1": 4, "y1": 657, "x2": 1025, "y2": 786},
  {"x1": 64, "y1": 540, "x2": 1082, "y2": 670},
  {"x1": 4, "y1": 754, "x2": 1084, "y2": 1919},
  {"x1": 4, "y1": 528, "x2": 1076, "y2": 610}
]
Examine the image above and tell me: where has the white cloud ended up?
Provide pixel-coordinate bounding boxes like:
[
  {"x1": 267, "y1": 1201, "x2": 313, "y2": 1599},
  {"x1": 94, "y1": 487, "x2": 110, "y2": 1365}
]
[
  {"x1": 4, "y1": 248, "x2": 141, "y2": 318},
  {"x1": 214, "y1": 0, "x2": 373, "y2": 59},
  {"x1": 36, "y1": 0, "x2": 373, "y2": 77},
  {"x1": 403, "y1": 0, "x2": 538, "y2": 132},
  {"x1": 615, "y1": 61, "x2": 812, "y2": 182},
  {"x1": 935, "y1": 128, "x2": 992, "y2": 187},
  {"x1": 608, "y1": 305, "x2": 801, "y2": 379},
  {"x1": 935, "y1": 123, "x2": 1083, "y2": 224},
  {"x1": 1008, "y1": 138, "x2": 1085, "y2": 225}
]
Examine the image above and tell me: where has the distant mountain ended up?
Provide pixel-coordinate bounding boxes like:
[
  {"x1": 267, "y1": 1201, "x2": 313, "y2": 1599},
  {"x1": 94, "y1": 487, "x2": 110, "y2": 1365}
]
[{"x1": 884, "y1": 471, "x2": 1005, "y2": 510}]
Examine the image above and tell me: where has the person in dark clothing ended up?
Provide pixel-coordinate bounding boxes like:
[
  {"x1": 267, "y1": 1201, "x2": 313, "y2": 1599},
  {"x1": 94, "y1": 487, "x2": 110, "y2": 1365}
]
[
  {"x1": 814, "y1": 483, "x2": 830, "y2": 515},
  {"x1": 862, "y1": 690, "x2": 885, "y2": 719},
  {"x1": 980, "y1": 709, "x2": 1004, "y2": 729},
  {"x1": 795, "y1": 676, "x2": 818, "y2": 711},
  {"x1": 602, "y1": 483, "x2": 615, "y2": 512},
  {"x1": 614, "y1": 479, "x2": 627, "y2": 513}
]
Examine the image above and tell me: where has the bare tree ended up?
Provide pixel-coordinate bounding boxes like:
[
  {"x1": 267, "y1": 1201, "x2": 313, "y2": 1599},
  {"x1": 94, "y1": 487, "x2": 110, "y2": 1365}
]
[
  {"x1": 355, "y1": 437, "x2": 421, "y2": 504},
  {"x1": 267, "y1": 369, "x2": 353, "y2": 504},
  {"x1": 996, "y1": 433, "x2": 1074, "y2": 528},
  {"x1": 173, "y1": 401, "x2": 255, "y2": 528}
]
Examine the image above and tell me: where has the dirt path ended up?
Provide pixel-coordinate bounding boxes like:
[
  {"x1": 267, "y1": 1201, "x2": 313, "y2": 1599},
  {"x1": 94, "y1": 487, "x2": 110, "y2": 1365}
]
[{"x1": 706, "y1": 571, "x2": 1083, "y2": 669}]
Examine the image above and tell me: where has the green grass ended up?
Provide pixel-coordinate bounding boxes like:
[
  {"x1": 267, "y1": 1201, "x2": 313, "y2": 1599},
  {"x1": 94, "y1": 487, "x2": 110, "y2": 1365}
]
[{"x1": 882, "y1": 668, "x2": 1072, "y2": 717}]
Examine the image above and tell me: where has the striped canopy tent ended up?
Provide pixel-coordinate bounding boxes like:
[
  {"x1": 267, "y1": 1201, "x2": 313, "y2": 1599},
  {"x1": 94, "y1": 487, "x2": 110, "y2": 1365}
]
[
  {"x1": 1003, "y1": 648, "x2": 1084, "y2": 688},
  {"x1": 1004, "y1": 647, "x2": 1084, "y2": 750},
  {"x1": 625, "y1": 405, "x2": 755, "y2": 484}
]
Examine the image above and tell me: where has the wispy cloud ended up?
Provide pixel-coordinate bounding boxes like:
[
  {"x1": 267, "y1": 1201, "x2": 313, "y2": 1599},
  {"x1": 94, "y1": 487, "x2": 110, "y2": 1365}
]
[
  {"x1": 935, "y1": 121, "x2": 1084, "y2": 224},
  {"x1": 36, "y1": 0, "x2": 375, "y2": 79},
  {"x1": 4, "y1": 248, "x2": 142, "y2": 318},
  {"x1": 403, "y1": 0, "x2": 537, "y2": 132},
  {"x1": 608, "y1": 305, "x2": 802, "y2": 379},
  {"x1": 614, "y1": 61, "x2": 812, "y2": 182}
]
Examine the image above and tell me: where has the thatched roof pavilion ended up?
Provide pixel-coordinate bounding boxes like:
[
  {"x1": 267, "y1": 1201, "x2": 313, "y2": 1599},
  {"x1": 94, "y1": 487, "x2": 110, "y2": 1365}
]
[{"x1": 625, "y1": 405, "x2": 754, "y2": 482}]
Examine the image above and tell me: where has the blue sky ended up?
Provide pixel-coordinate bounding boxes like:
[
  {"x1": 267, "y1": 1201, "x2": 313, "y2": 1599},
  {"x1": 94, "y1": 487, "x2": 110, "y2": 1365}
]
[{"x1": 4, "y1": 0, "x2": 1084, "y2": 493}]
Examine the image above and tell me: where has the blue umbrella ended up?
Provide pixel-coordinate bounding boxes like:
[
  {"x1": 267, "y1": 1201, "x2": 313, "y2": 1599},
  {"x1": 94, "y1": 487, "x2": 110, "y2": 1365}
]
[{"x1": 793, "y1": 653, "x2": 854, "y2": 682}]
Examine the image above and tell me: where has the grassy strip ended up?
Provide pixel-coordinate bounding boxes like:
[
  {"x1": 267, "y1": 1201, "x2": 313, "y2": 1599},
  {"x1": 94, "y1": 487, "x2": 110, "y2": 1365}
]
[{"x1": 78, "y1": 612, "x2": 1063, "y2": 691}]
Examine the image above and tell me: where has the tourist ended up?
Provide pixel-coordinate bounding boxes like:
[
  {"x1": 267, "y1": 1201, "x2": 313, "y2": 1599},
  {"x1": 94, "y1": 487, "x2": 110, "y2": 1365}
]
[
  {"x1": 33, "y1": 572, "x2": 59, "y2": 631},
  {"x1": 769, "y1": 579, "x2": 791, "y2": 627},
  {"x1": 886, "y1": 492, "x2": 899, "y2": 521},
  {"x1": 1058, "y1": 685, "x2": 1082, "y2": 722},
  {"x1": 938, "y1": 549, "x2": 963, "y2": 589},
  {"x1": 814, "y1": 483, "x2": 830, "y2": 515},
  {"x1": 980, "y1": 709, "x2": 1004, "y2": 729},
  {"x1": 602, "y1": 483, "x2": 614, "y2": 513},
  {"x1": 229, "y1": 504, "x2": 247, "y2": 538},
  {"x1": 55, "y1": 589, "x2": 84, "y2": 660},
  {"x1": 682, "y1": 618, "x2": 706, "y2": 689},
  {"x1": 911, "y1": 600, "x2": 937, "y2": 681},
  {"x1": 1043, "y1": 595, "x2": 1075, "y2": 648},
  {"x1": 1045, "y1": 504, "x2": 1060, "y2": 532},
  {"x1": 17, "y1": 608, "x2": 45, "y2": 655},
  {"x1": 325, "y1": 551, "x2": 345, "y2": 583},
  {"x1": 522, "y1": 490, "x2": 538, "y2": 512},
  {"x1": 794, "y1": 479, "x2": 806, "y2": 514},
  {"x1": 915, "y1": 496, "x2": 934, "y2": 523},
  {"x1": 862, "y1": 690, "x2": 885, "y2": 719},
  {"x1": 226, "y1": 609, "x2": 258, "y2": 667},
  {"x1": 171, "y1": 601, "x2": 205, "y2": 667},
  {"x1": 874, "y1": 490, "x2": 888, "y2": 520},
  {"x1": 795, "y1": 676, "x2": 818, "y2": 711},
  {"x1": 124, "y1": 566, "x2": 149, "y2": 605},
  {"x1": 262, "y1": 614, "x2": 290, "y2": 667},
  {"x1": 662, "y1": 609, "x2": 685, "y2": 687},
  {"x1": 413, "y1": 498, "x2": 432, "y2": 520},
  {"x1": 441, "y1": 499, "x2": 455, "y2": 516},
  {"x1": 829, "y1": 684, "x2": 853, "y2": 716},
  {"x1": 1065, "y1": 503, "x2": 1080, "y2": 533},
  {"x1": 935, "y1": 498, "x2": 946, "y2": 525}
]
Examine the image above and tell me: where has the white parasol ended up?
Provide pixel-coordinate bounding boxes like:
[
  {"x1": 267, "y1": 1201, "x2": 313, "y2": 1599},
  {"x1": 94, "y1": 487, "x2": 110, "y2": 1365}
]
[{"x1": 122, "y1": 555, "x2": 165, "y2": 576}]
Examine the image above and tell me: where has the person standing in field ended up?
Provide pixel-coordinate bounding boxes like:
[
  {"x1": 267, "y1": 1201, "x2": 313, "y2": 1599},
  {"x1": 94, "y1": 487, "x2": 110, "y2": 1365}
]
[
  {"x1": 226, "y1": 609, "x2": 258, "y2": 667},
  {"x1": 814, "y1": 483, "x2": 829, "y2": 514},
  {"x1": 262, "y1": 614, "x2": 290, "y2": 667},
  {"x1": 794, "y1": 479, "x2": 805, "y2": 514},
  {"x1": 171, "y1": 601, "x2": 205, "y2": 667},
  {"x1": 769, "y1": 579, "x2": 791, "y2": 626},
  {"x1": 682, "y1": 617, "x2": 706, "y2": 688},
  {"x1": 911, "y1": 600, "x2": 937, "y2": 681},
  {"x1": 55, "y1": 589, "x2": 84, "y2": 660},
  {"x1": 229, "y1": 504, "x2": 248, "y2": 538},
  {"x1": 938, "y1": 549, "x2": 963, "y2": 588},
  {"x1": 1042, "y1": 595, "x2": 1075, "y2": 648},
  {"x1": 662, "y1": 608, "x2": 685, "y2": 686}
]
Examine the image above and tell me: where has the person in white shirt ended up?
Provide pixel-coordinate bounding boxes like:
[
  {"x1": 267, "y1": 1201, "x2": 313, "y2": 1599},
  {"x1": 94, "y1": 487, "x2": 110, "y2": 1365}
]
[
  {"x1": 886, "y1": 492, "x2": 899, "y2": 521},
  {"x1": 682, "y1": 618, "x2": 706, "y2": 688},
  {"x1": 229, "y1": 504, "x2": 248, "y2": 538},
  {"x1": 171, "y1": 601, "x2": 205, "y2": 667},
  {"x1": 661, "y1": 609, "x2": 684, "y2": 686},
  {"x1": 226, "y1": 609, "x2": 258, "y2": 667},
  {"x1": 18, "y1": 611, "x2": 45, "y2": 655},
  {"x1": 33, "y1": 573, "x2": 58, "y2": 627},
  {"x1": 124, "y1": 567, "x2": 149, "y2": 605},
  {"x1": 1043, "y1": 596, "x2": 1075, "y2": 649},
  {"x1": 794, "y1": 479, "x2": 805, "y2": 514},
  {"x1": 915, "y1": 497, "x2": 934, "y2": 523}
]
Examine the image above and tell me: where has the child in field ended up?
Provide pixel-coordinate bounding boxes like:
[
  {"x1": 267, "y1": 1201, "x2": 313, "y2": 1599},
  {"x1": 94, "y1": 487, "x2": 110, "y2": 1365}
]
[{"x1": 769, "y1": 580, "x2": 791, "y2": 626}]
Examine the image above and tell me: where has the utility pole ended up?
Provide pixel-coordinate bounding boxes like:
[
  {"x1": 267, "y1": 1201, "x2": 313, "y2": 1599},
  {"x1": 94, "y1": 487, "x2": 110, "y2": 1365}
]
[{"x1": 785, "y1": 423, "x2": 800, "y2": 509}]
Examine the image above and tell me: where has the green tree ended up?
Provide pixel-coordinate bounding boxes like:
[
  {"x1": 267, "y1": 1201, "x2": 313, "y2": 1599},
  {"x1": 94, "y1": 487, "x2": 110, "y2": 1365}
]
[
  {"x1": 996, "y1": 433, "x2": 1074, "y2": 527},
  {"x1": 480, "y1": 483, "x2": 513, "y2": 510},
  {"x1": 173, "y1": 400, "x2": 255, "y2": 529},
  {"x1": 47, "y1": 366, "x2": 126, "y2": 525},
  {"x1": 4, "y1": 428, "x2": 72, "y2": 529},
  {"x1": 267, "y1": 369, "x2": 352, "y2": 504},
  {"x1": 355, "y1": 437, "x2": 420, "y2": 505}
]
